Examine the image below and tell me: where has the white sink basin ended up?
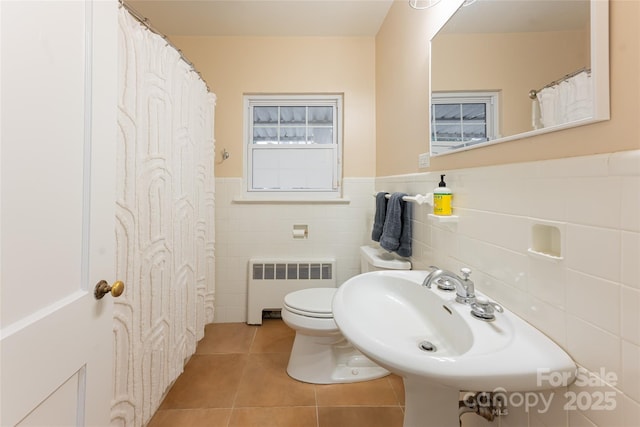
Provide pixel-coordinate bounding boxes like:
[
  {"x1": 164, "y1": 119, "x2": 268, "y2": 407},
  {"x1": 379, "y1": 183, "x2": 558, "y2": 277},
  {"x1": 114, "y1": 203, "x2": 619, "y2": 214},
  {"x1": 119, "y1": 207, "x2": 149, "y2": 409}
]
[{"x1": 332, "y1": 270, "x2": 577, "y2": 426}]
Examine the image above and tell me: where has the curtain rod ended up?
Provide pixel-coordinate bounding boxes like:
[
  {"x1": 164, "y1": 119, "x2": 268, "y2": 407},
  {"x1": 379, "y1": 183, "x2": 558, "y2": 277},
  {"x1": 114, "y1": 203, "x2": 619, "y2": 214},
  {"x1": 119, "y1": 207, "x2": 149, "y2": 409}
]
[
  {"x1": 118, "y1": 0, "x2": 211, "y2": 93},
  {"x1": 528, "y1": 67, "x2": 590, "y2": 99}
]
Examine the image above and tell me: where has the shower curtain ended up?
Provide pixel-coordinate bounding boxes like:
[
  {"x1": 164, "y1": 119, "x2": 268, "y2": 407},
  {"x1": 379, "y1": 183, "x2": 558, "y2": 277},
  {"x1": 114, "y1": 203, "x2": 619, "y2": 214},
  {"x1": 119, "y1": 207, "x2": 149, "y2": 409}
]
[
  {"x1": 112, "y1": 8, "x2": 216, "y2": 426},
  {"x1": 534, "y1": 70, "x2": 592, "y2": 129}
]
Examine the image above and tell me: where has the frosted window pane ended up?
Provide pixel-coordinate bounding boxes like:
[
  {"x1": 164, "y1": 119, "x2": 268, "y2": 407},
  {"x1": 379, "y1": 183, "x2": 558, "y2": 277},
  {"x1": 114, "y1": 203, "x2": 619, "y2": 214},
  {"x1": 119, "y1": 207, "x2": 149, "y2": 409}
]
[
  {"x1": 253, "y1": 127, "x2": 278, "y2": 144},
  {"x1": 305, "y1": 169, "x2": 333, "y2": 188},
  {"x1": 252, "y1": 148, "x2": 334, "y2": 190},
  {"x1": 254, "y1": 106, "x2": 278, "y2": 124},
  {"x1": 253, "y1": 168, "x2": 280, "y2": 189},
  {"x1": 280, "y1": 106, "x2": 306, "y2": 124},
  {"x1": 434, "y1": 104, "x2": 460, "y2": 120},
  {"x1": 462, "y1": 103, "x2": 486, "y2": 121},
  {"x1": 309, "y1": 106, "x2": 332, "y2": 124},
  {"x1": 433, "y1": 124, "x2": 461, "y2": 142},
  {"x1": 309, "y1": 127, "x2": 332, "y2": 144},
  {"x1": 462, "y1": 124, "x2": 488, "y2": 141},
  {"x1": 278, "y1": 149, "x2": 303, "y2": 164},
  {"x1": 304, "y1": 149, "x2": 332, "y2": 168},
  {"x1": 253, "y1": 149, "x2": 280, "y2": 165},
  {"x1": 280, "y1": 169, "x2": 308, "y2": 188},
  {"x1": 280, "y1": 127, "x2": 307, "y2": 143}
]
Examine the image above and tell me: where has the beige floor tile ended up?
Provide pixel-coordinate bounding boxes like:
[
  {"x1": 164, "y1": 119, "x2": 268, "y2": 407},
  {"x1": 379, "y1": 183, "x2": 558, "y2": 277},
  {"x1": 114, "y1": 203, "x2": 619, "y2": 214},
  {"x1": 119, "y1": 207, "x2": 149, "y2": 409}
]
[
  {"x1": 196, "y1": 323, "x2": 257, "y2": 354},
  {"x1": 160, "y1": 354, "x2": 247, "y2": 409},
  {"x1": 250, "y1": 318, "x2": 295, "y2": 353},
  {"x1": 153, "y1": 320, "x2": 411, "y2": 426},
  {"x1": 388, "y1": 374, "x2": 405, "y2": 406},
  {"x1": 147, "y1": 408, "x2": 231, "y2": 427},
  {"x1": 229, "y1": 406, "x2": 317, "y2": 427},
  {"x1": 318, "y1": 406, "x2": 405, "y2": 427},
  {"x1": 316, "y1": 377, "x2": 400, "y2": 406},
  {"x1": 234, "y1": 353, "x2": 316, "y2": 407}
]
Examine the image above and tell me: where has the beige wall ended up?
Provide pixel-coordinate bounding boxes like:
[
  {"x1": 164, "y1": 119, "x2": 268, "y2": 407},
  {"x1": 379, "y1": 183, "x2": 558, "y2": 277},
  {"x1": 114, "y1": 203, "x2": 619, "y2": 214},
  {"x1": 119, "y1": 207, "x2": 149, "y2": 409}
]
[
  {"x1": 432, "y1": 30, "x2": 589, "y2": 138},
  {"x1": 172, "y1": 0, "x2": 638, "y2": 179},
  {"x1": 169, "y1": 36, "x2": 377, "y2": 178},
  {"x1": 376, "y1": 0, "x2": 640, "y2": 176},
  {"x1": 374, "y1": 1, "x2": 433, "y2": 177}
]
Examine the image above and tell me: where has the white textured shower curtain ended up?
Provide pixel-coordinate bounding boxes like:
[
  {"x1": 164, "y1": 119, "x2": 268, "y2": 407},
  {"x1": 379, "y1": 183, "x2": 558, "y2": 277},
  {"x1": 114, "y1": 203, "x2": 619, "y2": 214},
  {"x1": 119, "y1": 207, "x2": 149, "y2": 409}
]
[
  {"x1": 535, "y1": 70, "x2": 592, "y2": 129},
  {"x1": 112, "y1": 8, "x2": 216, "y2": 426}
]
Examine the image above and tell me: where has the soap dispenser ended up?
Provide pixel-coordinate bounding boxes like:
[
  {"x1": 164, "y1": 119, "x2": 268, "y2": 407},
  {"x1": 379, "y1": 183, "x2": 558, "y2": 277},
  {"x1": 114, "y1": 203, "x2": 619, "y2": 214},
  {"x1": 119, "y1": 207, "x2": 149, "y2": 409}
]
[{"x1": 433, "y1": 174, "x2": 452, "y2": 216}]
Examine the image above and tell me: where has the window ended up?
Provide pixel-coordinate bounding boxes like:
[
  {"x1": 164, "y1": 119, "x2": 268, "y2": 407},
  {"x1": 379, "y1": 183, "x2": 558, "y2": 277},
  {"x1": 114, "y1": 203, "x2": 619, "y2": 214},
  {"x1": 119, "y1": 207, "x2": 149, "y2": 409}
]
[
  {"x1": 244, "y1": 95, "x2": 342, "y2": 199},
  {"x1": 430, "y1": 92, "x2": 498, "y2": 155}
]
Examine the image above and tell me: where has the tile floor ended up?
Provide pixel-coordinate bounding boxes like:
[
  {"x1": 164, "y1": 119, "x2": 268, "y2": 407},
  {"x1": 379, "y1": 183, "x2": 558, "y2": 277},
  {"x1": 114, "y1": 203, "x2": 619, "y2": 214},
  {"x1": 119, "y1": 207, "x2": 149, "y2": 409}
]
[{"x1": 148, "y1": 319, "x2": 406, "y2": 427}]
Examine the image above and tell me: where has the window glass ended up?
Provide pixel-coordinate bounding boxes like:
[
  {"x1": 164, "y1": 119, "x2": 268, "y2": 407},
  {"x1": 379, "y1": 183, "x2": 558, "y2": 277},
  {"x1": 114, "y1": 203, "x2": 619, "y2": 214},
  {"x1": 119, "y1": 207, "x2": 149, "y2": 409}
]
[
  {"x1": 245, "y1": 95, "x2": 342, "y2": 198},
  {"x1": 431, "y1": 92, "x2": 498, "y2": 154},
  {"x1": 253, "y1": 106, "x2": 278, "y2": 124},
  {"x1": 280, "y1": 106, "x2": 306, "y2": 124},
  {"x1": 308, "y1": 106, "x2": 333, "y2": 124}
]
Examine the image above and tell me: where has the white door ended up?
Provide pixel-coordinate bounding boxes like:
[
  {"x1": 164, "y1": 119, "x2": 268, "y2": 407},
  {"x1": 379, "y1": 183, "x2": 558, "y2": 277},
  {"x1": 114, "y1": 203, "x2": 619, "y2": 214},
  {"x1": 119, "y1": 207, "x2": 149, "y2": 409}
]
[{"x1": 0, "y1": 1, "x2": 118, "y2": 425}]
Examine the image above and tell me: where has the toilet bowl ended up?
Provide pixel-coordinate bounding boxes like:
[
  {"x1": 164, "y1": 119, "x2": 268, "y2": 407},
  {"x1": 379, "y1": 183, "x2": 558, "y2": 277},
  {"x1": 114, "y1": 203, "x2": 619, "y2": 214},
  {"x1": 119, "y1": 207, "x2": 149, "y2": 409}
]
[{"x1": 281, "y1": 245, "x2": 411, "y2": 384}]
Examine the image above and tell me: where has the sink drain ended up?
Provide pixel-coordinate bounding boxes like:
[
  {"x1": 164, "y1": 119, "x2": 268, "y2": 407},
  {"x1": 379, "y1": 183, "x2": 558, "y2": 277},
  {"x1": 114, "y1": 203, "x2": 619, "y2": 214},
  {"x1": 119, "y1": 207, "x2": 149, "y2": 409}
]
[{"x1": 418, "y1": 340, "x2": 437, "y2": 352}]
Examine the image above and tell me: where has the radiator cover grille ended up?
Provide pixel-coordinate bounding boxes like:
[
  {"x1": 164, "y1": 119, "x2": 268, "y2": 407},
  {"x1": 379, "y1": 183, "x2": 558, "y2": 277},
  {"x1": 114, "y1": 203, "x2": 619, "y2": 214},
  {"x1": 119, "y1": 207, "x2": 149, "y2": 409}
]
[
  {"x1": 247, "y1": 258, "x2": 336, "y2": 325},
  {"x1": 251, "y1": 262, "x2": 333, "y2": 281}
]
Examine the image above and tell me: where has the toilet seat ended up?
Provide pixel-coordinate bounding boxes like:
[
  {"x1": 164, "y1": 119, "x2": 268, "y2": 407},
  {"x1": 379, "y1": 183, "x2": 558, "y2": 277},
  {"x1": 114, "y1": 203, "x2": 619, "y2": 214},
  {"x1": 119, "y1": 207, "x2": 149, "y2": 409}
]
[{"x1": 283, "y1": 288, "x2": 335, "y2": 319}]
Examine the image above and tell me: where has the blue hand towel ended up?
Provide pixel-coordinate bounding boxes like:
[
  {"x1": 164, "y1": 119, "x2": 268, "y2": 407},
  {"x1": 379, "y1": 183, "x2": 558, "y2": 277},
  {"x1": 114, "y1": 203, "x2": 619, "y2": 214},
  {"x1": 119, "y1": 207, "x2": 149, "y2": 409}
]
[
  {"x1": 371, "y1": 192, "x2": 388, "y2": 242},
  {"x1": 380, "y1": 192, "x2": 412, "y2": 257},
  {"x1": 397, "y1": 201, "x2": 412, "y2": 257}
]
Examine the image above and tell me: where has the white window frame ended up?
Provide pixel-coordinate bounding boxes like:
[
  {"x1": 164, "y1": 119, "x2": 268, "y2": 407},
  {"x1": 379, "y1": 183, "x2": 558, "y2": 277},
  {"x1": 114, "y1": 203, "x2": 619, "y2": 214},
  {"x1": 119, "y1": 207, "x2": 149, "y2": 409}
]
[
  {"x1": 430, "y1": 91, "x2": 499, "y2": 155},
  {"x1": 243, "y1": 94, "x2": 343, "y2": 201}
]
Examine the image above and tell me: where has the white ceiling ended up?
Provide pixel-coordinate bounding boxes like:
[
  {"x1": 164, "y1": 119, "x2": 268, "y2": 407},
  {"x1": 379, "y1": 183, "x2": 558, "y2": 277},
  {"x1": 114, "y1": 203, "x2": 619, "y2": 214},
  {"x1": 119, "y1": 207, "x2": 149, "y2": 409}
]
[
  {"x1": 443, "y1": 0, "x2": 590, "y2": 34},
  {"x1": 124, "y1": 0, "x2": 395, "y2": 37}
]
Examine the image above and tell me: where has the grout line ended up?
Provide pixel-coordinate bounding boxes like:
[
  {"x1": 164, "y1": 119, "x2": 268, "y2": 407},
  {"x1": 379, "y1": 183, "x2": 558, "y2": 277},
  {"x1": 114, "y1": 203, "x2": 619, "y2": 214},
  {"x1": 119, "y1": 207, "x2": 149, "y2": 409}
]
[
  {"x1": 247, "y1": 323, "x2": 259, "y2": 354},
  {"x1": 314, "y1": 385, "x2": 320, "y2": 427},
  {"x1": 226, "y1": 326, "x2": 257, "y2": 427},
  {"x1": 386, "y1": 375, "x2": 404, "y2": 408}
]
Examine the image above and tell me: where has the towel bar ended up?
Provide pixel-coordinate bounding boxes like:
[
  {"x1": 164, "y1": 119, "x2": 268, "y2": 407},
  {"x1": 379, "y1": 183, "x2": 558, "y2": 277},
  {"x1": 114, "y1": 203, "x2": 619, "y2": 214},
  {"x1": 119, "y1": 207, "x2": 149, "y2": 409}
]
[{"x1": 372, "y1": 192, "x2": 433, "y2": 206}]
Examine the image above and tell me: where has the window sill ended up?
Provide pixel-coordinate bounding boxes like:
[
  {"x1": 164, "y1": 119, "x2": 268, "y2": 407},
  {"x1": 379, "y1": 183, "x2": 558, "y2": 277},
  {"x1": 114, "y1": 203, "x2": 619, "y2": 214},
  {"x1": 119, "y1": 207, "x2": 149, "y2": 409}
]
[{"x1": 232, "y1": 197, "x2": 351, "y2": 205}]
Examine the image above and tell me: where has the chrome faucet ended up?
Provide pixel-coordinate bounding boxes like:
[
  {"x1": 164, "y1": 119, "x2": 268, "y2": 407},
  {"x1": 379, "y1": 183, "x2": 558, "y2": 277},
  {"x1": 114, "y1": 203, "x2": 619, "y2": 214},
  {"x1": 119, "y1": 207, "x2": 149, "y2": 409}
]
[
  {"x1": 470, "y1": 296, "x2": 504, "y2": 322},
  {"x1": 422, "y1": 267, "x2": 476, "y2": 304}
]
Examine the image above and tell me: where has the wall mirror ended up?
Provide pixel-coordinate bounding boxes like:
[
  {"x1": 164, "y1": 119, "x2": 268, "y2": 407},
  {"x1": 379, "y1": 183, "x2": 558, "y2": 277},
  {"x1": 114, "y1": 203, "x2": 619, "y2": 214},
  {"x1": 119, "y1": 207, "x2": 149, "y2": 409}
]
[{"x1": 429, "y1": 0, "x2": 609, "y2": 156}]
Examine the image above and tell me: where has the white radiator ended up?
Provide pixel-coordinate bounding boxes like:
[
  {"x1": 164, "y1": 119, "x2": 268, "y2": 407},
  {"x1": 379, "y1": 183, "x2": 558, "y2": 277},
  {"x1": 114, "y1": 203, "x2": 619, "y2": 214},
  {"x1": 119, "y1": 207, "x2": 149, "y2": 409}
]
[{"x1": 247, "y1": 258, "x2": 336, "y2": 325}]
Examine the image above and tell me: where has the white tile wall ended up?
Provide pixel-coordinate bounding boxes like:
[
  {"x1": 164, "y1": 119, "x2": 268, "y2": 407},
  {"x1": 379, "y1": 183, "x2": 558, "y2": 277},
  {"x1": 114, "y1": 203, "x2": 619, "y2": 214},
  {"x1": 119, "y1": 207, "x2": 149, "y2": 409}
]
[
  {"x1": 374, "y1": 150, "x2": 639, "y2": 427},
  {"x1": 212, "y1": 150, "x2": 638, "y2": 426},
  {"x1": 214, "y1": 177, "x2": 375, "y2": 322}
]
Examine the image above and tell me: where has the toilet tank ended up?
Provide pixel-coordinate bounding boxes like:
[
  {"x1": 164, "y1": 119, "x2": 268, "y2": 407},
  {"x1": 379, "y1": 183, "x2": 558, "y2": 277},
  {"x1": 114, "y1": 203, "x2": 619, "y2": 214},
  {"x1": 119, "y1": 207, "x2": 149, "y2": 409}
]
[{"x1": 359, "y1": 245, "x2": 411, "y2": 272}]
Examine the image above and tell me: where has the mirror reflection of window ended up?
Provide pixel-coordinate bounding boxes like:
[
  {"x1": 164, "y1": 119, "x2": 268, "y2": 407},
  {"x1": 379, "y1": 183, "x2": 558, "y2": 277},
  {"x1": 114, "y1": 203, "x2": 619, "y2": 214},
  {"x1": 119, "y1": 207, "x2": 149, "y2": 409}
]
[{"x1": 431, "y1": 92, "x2": 498, "y2": 154}]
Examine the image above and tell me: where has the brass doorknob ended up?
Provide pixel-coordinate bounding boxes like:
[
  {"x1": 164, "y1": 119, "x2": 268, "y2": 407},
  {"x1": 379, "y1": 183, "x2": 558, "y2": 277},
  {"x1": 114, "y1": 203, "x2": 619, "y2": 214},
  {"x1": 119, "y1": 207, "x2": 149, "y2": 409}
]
[{"x1": 94, "y1": 280, "x2": 125, "y2": 299}]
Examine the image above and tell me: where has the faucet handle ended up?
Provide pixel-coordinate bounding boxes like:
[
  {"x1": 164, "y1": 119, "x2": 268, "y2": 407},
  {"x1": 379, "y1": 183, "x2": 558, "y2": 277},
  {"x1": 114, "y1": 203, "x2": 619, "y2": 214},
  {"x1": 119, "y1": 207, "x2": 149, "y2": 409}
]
[
  {"x1": 460, "y1": 267, "x2": 472, "y2": 280},
  {"x1": 475, "y1": 296, "x2": 503, "y2": 312},
  {"x1": 471, "y1": 296, "x2": 503, "y2": 321}
]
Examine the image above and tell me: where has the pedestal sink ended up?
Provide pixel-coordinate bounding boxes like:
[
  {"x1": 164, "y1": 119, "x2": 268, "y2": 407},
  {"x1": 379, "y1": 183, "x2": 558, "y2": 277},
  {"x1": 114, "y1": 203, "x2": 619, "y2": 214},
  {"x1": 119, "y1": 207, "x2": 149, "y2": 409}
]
[{"x1": 332, "y1": 270, "x2": 576, "y2": 427}]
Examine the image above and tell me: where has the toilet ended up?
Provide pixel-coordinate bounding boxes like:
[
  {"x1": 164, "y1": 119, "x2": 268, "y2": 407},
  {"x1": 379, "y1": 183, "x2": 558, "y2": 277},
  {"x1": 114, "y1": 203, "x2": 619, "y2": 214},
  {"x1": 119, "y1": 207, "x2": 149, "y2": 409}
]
[{"x1": 281, "y1": 245, "x2": 411, "y2": 384}]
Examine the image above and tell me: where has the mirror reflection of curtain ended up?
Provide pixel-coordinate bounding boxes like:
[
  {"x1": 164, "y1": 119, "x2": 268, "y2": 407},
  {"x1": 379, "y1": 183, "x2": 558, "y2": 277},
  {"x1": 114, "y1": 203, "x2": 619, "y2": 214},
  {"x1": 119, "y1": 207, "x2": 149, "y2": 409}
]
[{"x1": 534, "y1": 70, "x2": 592, "y2": 128}]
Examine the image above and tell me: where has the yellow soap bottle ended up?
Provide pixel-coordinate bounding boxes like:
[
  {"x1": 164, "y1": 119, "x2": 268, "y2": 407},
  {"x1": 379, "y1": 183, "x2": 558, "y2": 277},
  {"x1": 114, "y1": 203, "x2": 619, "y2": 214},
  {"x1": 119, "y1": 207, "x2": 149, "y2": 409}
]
[{"x1": 433, "y1": 174, "x2": 452, "y2": 216}]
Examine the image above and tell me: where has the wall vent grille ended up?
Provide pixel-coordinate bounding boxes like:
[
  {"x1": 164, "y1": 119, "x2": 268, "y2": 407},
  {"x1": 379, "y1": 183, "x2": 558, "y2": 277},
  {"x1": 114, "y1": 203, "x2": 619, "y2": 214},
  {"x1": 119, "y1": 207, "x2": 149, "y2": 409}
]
[
  {"x1": 251, "y1": 263, "x2": 332, "y2": 281},
  {"x1": 247, "y1": 258, "x2": 336, "y2": 325}
]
